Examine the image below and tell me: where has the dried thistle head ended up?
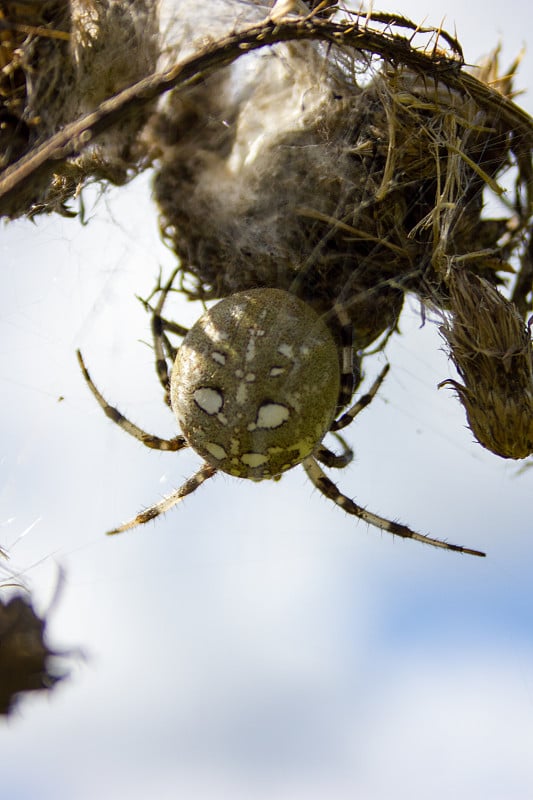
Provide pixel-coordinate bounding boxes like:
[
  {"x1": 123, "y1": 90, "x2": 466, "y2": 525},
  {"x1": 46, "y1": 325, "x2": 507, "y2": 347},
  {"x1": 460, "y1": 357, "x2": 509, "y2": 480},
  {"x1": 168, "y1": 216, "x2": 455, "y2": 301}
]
[{"x1": 441, "y1": 269, "x2": 533, "y2": 459}]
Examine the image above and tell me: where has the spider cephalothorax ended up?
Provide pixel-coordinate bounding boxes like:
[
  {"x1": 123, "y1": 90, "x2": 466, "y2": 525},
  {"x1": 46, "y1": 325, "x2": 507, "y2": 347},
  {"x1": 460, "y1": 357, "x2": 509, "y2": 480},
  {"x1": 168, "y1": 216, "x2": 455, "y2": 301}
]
[{"x1": 78, "y1": 276, "x2": 485, "y2": 557}]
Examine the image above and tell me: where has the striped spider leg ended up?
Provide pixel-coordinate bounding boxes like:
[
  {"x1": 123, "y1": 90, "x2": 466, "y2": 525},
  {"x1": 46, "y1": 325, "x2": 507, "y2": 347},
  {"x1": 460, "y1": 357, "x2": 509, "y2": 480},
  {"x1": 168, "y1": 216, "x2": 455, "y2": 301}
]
[
  {"x1": 78, "y1": 281, "x2": 485, "y2": 556},
  {"x1": 311, "y1": 299, "x2": 359, "y2": 471},
  {"x1": 304, "y1": 365, "x2": 486, "y2": 557},
  {"x1": 76, "y1": 350, "x2": 216, "y2": 536},
  {"x1": 137, "y1": 266, "x2": 189, "y2": 406}
]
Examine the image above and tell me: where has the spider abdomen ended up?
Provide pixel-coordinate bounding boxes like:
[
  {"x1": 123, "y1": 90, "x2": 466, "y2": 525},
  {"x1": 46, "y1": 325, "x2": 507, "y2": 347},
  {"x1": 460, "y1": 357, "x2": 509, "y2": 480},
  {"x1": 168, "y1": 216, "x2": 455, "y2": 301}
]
[{"x1": 171, "y1": 288, "x2": 340, "y2": 479}]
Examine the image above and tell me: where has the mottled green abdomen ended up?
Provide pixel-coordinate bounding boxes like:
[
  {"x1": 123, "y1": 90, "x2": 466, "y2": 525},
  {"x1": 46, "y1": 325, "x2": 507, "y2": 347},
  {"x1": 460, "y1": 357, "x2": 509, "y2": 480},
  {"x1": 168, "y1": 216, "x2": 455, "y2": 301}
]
[{"x1": 171, "y1": 288, "x2": 340, "y2": 479}]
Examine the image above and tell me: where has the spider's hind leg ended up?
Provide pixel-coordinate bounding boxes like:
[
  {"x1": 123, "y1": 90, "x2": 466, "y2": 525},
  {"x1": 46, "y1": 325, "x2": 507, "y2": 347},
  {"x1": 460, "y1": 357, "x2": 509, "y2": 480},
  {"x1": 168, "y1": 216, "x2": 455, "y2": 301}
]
[
  {"x1": 331, "y1": 363, "x2": 390, "y2": 432},
  {"x1": 315, "y1": 432, "x2": 353, "y2": 469},
  {"x1": 302, "y1": 455, "x2": 485, "y2": 557}
]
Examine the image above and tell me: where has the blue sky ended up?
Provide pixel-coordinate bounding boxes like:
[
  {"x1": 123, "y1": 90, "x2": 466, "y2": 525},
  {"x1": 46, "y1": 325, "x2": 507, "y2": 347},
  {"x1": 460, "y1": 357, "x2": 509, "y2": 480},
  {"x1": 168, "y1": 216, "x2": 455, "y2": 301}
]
[{"x1": 1, "y1": 1, "x2": 532, "y2": 798}]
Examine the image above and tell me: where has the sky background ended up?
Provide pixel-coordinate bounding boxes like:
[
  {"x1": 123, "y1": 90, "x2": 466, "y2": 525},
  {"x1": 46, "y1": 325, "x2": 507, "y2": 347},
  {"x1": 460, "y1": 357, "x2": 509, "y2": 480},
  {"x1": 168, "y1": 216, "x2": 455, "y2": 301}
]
[{"x1": 1, "y1": 1, "x2": 532, "y2": 798}]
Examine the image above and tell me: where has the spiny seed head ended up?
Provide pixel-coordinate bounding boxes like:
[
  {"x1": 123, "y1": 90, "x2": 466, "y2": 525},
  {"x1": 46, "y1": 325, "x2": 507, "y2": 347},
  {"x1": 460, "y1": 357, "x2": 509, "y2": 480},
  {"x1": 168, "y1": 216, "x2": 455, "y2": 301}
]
[
  {"x1": 441, "y1": 270, "x2": 533, "y2": 459},
  {"x1": 171, "y1": 288, "x2": 340, "y2": 479}
]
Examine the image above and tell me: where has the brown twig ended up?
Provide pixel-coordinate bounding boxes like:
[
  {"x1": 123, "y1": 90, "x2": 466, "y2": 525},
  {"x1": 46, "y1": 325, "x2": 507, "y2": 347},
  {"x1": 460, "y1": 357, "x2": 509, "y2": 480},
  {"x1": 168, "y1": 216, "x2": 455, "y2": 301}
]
[{"x1": 1, "y1": 14, "x2": 531, "y2": 215}]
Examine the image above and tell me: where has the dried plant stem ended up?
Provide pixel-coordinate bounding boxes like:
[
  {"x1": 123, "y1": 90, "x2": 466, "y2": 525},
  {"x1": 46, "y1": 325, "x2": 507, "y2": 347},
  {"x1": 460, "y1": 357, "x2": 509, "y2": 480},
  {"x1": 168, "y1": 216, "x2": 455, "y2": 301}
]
[{"x1": 1, "y1": 14, "x2": 532, "y2": 215}]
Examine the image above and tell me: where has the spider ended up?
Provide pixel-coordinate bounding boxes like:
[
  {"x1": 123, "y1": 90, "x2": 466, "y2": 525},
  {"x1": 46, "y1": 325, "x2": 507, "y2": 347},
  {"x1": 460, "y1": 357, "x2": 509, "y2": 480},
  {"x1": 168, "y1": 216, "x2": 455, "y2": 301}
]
[{"x1": 77, "y1": 271, "x2": 485, "y2": 557}]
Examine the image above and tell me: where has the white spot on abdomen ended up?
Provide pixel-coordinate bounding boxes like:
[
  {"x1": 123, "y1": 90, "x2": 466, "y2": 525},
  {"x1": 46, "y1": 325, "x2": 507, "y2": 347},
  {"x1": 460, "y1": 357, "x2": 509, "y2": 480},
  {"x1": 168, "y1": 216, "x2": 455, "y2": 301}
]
[
  {"x1": 194, "y1": 387, "x2": 223, "y2": 415},
  {"x1": 204, "y1": 442, "x2": 228, "y2": 460},
  {"x1": 241, "y1": 453, "x2": 269, "y2": 467},
  {"x1": 211, "y1": 351, "x2": 226, "y2": 365},
  {"x1": 236, "y1": 382, "x2": 248, "y2": 405},
  {"x1": 245, "y1": 335, "x2": 256, "y2": 362},
  {"x1": 278, "y1": 343, "x2": 294, "y2": 359},
  {"x1": 256, "y1": 402, "x2": 290, "y2": 429}
]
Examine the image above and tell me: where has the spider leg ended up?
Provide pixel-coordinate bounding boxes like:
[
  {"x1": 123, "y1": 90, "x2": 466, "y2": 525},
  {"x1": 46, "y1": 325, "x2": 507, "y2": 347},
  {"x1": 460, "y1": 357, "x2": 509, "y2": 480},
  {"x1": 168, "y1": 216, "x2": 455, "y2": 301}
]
[
  {"x1": 140, "y1": 299, "x2": 186, "y2": 350},
  {"x1": 332, "y1": 302, "x2": 356, "y2": 409},
  {"x1": 315, "y1": 432, "x2": 353, "y2": 469},
  {"x1": 150, "y1": 266, "x2": 184, "y2": 403},
  {"x1": 331, "y1": 363, "x2": 390, "y2": 432},
  {"x1": 302, "y1": 456, "x2": 486, "y2": 557},
  {"x1": 77, "y1": 350, "x2": 187, "y2": 452},
  {"x1": 107, "y1": 462, "x2": 217, "y2": 535},
  {"x1": 138, "y1": 267, "x2": 188, "y2": 404},
  {"x1": 138, "y1": 296, "x2": 188, "y2": 340}
]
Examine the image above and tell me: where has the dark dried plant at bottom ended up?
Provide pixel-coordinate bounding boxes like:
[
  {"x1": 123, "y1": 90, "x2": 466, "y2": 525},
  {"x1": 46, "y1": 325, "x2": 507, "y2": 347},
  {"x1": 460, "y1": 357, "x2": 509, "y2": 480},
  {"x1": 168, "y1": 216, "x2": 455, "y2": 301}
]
[{"x1": 0, "y1": 593, "x2": 68, "y2": 716}]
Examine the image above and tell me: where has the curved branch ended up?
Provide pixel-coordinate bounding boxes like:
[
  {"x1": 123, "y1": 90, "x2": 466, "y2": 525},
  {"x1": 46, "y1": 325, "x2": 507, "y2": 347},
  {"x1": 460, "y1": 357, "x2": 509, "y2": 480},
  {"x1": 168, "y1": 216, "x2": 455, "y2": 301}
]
[{"x1": 1, "y1": 14, "x2": 531, "y2": 214}]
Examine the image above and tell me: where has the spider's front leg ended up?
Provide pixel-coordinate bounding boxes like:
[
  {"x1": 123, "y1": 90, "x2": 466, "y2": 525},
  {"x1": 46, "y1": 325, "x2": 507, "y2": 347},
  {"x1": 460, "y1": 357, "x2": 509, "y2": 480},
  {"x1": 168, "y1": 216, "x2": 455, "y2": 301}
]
[{"x1": 106, "y1": 462, "x2": 217, "y2": 536}]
